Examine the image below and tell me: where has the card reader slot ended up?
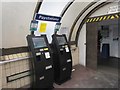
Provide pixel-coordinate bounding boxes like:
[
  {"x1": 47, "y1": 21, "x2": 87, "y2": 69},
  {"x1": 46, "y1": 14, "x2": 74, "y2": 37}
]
[
  {"x1": 45, "y1": 65, "x2": 52, "y2": 70},
  {"x1": 35, "y1": 55, "x2": 41, "y2": 61},
  {"x1": 60, "y1": 48, "x2": 65, "y2": 55}
]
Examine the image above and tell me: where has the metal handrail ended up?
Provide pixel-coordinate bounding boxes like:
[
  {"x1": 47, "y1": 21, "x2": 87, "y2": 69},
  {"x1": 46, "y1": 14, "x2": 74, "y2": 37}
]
[{"x1": 0, "y1": 56, "x2": 31, "y2": 65}]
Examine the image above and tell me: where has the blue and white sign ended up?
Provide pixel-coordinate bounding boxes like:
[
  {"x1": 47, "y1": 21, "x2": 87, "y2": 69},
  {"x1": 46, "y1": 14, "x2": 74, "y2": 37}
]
[{"x1": 35, "y1": 14, "x2": 61, "y2": 22}]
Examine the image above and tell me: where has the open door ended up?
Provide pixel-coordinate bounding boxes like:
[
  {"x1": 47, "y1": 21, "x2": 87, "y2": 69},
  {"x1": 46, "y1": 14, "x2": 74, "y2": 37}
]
[{"x1": 86, "y1": 22, "x2": 98, "y2": 70}]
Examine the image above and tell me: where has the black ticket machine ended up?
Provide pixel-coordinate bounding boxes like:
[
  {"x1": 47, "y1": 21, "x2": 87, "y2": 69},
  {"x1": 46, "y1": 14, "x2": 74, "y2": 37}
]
[
  {"x1": 51, "y1": 34, "x2": 72, "y2": 84},
  {"x1": 26, "y1": 35, "x2": 54, "y2": 88}
]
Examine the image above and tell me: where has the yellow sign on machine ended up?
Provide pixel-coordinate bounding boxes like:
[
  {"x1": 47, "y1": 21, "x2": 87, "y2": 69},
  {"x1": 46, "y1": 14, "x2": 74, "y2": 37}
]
[{"x1": 39, "y1": 23, "x2": 47, "y2": 33}]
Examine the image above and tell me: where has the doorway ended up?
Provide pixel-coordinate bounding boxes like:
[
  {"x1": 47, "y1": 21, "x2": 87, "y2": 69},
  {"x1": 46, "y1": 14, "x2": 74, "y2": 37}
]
[
  {"x1": 86, "y1": 17, "x2": 119, "y2": 88},
  {"x1": 86, "y1": 16, "x2": 119, "y2": 70},
  {"x1": 97, "y1": 20, "x2": 119, "y2": 69}
]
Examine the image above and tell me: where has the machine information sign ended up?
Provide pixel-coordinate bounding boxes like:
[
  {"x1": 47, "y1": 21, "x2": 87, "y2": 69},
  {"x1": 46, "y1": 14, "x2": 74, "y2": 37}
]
[
  {"x1": 35, "y1": 13, "x2": 61, "y2": 22},
  {"x1": 30, "y1": 20, "x2": 38, "y2": 31},
  {"x1": 54, "y1": 23, "x2": 61, "y2": 32}
]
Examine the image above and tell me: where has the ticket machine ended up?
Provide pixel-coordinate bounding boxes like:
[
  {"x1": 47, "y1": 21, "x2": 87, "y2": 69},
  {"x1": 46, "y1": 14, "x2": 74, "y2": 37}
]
[
  {"x1": 51, "y1": 34, "x2": 72, "y2": 84},
  {"x1": 26, "y1": 35, "x2": 54, "y2": 88}
]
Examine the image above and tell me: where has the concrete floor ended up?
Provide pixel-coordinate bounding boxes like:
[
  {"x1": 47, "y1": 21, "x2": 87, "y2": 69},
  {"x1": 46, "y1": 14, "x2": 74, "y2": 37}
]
[{"x1": 54, "y1": 65, "x2": 118, "y2": 88}]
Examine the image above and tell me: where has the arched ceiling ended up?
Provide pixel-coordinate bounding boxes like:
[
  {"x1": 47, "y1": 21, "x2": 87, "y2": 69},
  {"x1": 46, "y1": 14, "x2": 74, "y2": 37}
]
[
  {"x1": 34, "y1": 0, "x2": 118, "y2": 45},
  {"x1": 34, "y1": 0, "x2": 73, "y2": 17},
  {"x1": 33, "y1": 0, "x2": 73, "y2": 42}
]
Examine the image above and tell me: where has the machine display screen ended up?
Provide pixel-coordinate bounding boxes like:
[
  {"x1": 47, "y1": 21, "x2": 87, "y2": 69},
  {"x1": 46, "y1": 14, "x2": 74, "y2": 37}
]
[
  {"x1": 32, "y1": 37, "x2": 47, "y2": 48},
  {"x1": 56, "y1": 36, "x2": 67, "y2": 45}
]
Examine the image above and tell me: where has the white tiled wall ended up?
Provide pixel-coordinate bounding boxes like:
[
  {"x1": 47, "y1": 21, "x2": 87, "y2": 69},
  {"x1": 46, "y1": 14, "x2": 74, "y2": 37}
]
[
  {"x1": 1, "y1": 52, "x2": 31, "y2": 89},
  {"x1": 71, "y1": 45, "x2": 79, "y2": 66}
]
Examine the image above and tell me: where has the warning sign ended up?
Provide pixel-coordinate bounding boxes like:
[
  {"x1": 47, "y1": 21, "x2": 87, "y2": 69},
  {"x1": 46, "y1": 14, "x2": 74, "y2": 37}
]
[{"x1": 86, "y1": 13, "x2": 120, "y2": 23}]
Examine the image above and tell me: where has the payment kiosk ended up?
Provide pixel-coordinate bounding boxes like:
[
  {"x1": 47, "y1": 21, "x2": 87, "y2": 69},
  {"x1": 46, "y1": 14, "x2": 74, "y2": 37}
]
[
  {"x1": 26, "y1": 35, "x2": 54, "y2": 88},
  {"x1": 51, "y1": 34, "x2": 72, "y2": 84}
]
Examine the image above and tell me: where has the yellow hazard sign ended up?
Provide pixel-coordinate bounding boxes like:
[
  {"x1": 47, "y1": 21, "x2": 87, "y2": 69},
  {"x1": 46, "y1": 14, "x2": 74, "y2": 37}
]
[
  {"x1": 110, "y1": 15, "x2": 115, "y2": 19},
  {"x1": 86, "y1": 13, "x2": 119, "y2": 23}
]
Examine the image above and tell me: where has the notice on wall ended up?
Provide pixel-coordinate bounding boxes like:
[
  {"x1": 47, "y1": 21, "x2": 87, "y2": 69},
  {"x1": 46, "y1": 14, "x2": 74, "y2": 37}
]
[
  {"x1": 39, "y1": 23, "x2": 47, "y2": 33},
  {"x1": 108, "y1": 5, "x2": 120, "y2": 14},
  {"x1": 58, "y1": 27, "x2": 69, "y2": 38}
]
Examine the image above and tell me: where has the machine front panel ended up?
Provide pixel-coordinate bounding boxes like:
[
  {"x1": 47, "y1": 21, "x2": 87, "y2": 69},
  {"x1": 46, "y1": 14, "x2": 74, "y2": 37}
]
[
  {"x1": 51, "y1": 34, "x2": 72, "y2": 84},
  {"x1": 26, "y1": 35, "x2": 54, "y2": 88}
]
